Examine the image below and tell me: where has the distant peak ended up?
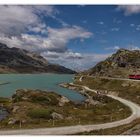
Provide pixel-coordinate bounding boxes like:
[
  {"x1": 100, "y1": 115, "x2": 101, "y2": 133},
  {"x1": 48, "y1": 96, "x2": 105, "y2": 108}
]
[
  {"x1": 117, "y1": 48, "x2": 129, "y2": 52},
  {"x1": 0, "y1": 43, "x2": 8, "y2": 49}
]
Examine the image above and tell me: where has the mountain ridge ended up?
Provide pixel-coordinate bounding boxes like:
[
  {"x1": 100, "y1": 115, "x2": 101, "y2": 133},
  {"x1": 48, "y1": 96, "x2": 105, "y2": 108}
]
[
  {"x1": 0, "y1": 43, "x2": 76, "y2": 74},
  {"x1": 83, "y1": 48, "x2": 140, "y2": 78}
]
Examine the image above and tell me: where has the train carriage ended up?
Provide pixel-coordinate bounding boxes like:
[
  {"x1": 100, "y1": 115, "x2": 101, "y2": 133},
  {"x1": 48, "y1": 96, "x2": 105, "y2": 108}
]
[{"x1": 129, "y1": 75, "x2": 140, "y2": 80}]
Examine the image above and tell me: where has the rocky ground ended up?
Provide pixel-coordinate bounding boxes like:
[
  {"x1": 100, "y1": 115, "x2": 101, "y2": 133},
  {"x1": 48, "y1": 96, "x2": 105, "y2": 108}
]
[
  {"x1": 82, "y1": 49, "x2": 140, "y2": 78},
  {"x1": 0, "y1": 87, "x2": 131, "y2": 130},
  {"x1": 0, "y1": 89, "x2": 71, "y2": 127},
  {"x1": 122, "y1": 124, "x2": 140, "y2": 135}
]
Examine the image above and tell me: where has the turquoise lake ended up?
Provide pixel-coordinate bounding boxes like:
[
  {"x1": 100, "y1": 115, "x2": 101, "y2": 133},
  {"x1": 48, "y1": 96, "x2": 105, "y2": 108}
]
[{"x1": 0, "y1": 74, "x2": 85, "y2": 102}]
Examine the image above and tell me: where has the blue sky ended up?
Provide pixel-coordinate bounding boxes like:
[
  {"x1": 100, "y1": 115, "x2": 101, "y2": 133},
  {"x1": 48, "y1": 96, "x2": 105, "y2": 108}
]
[
  {"x1": 55, "y1": 5, "x2": 140, "y2": 53},
  {"x1": 0, "y1": 5, "x2": 140, "y2": 71}
]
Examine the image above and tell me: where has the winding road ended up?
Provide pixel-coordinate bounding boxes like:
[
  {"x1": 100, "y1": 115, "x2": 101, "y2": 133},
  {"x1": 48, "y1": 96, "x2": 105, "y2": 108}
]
[{"x1": 0, "y1": 84, "x2": 140, "y2": 135}]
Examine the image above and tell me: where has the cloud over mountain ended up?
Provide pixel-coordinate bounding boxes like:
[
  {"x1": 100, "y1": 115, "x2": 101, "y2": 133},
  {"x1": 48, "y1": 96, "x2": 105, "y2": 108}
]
[
  {"x1": 0, "y1": 26, "x2": 92, "y2": 53},
  {"x1": 0, "y1": 5, "x2": 94, "y2": 70},
  {"x1": 0, "y1": 5, "x2": 138, "y2": 71}
]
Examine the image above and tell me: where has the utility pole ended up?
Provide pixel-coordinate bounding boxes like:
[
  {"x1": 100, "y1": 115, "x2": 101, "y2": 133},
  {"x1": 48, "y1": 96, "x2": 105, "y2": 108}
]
[
  {"x1": 19, "y1": 120, "x2": 22, "y2": 128},
  {"x1": 52, "y1": 120, "x2": 55, "y2": 126},
  {"x1": 78, "y1": 118, "x2": 81, "y2": 124},
  {"x1": 85, "y1": 103, "x2": 87, "y2": 109}
]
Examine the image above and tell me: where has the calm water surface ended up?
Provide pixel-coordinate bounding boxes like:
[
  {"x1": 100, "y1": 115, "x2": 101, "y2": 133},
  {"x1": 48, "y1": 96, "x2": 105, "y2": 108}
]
[{"x1": 0, "y1": 74, "x2": 85, "y2": 102}]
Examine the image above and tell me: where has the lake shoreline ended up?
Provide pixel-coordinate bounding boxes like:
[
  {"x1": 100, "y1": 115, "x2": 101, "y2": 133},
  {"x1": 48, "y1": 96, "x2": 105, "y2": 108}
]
[
  {"x1": 0, "y1": 74, "x2": 85, "y2": 102},
  {"x1": 0, "y1": 83, "x2": 132, "y2": 131}
]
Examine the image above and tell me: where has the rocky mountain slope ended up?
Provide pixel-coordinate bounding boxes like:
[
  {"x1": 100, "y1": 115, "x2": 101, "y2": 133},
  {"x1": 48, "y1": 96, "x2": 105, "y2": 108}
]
[
  {"x1": 84, "y1": 49, "x2": 140, "y2": 78},
  {"x1": 0, "y1": 43, "x2": 75, "y2": 74}
]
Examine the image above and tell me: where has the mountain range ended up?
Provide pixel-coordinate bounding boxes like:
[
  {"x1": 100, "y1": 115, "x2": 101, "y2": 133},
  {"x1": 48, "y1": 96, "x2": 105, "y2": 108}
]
[{"x1": 0, "y1": 43, "x2": 75, "y2": 74}]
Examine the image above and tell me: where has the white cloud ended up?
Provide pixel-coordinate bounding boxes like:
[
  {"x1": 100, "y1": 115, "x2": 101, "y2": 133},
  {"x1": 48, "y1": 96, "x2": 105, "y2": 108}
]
[
  {"x1": 127, "y1": 44, "x2": 140, "y2": 50},
  {"x1": 136, "y1": 25, "x2": 140, "y2": 31},
  {"x1": 113, "y1": 18, "x2": 122, "y2": 24},
  {"x1": 0, "y1": 34, "x2": 44, "y2": 52},
  {"x1": 117, "y1": 5, "x2": 140, "y2": 15},
  {"x1": 28, "y1": 23, "x2": 47, "y2": 34},
  {"x1": 51, "y1": 16, "x2": 69, "y2": 27},
  {"x1": 0, "y1": 25, "x2": 92, "y2": 53},
  {"x1": 136, "y1": 27, "x2": 140, "y2": 31},
  {"x1": 0, "y1": 5, "x2": 57, "y2": 36},
  {"x1": 97, "y1": 21, "x2": 104, "y2": 25},
  {"x1": 114, "y1": 46, "x2": 120, "y2": 50},
  {"x1": 43, "y1": 26, "x2": 93, "y2": 52},
  {"x1": 82, "y1": 20, "x2": 87, "y2": 24},
  {"x1": 0, "y1": 25, "x2": 93, "y2": 71},
  {"x1": 105, "y1": 46, "x2": 120, "y2": 50},
  {"x1": 130, "y1": 23, "x2": 135, "y2": 27},
  {"x1": 42, "y1": 51, "x2": 83, "y2": 60},
  {"x1": 42, "y1": 51, "x2": 111, "y2": 71},
  {"x1": 0, "y1": 5, "x2": 95, "y2": 71},
  {"x1": 106, "y1": 44, "x2": 140, "y2": 51},
  {"x1": 111, "y1": 27, "x2": 120, "y2": 32},
  {"x1": 130, "y1": 46, "x2": 140, "y2": 50},
  {"x1": 69, "y1": 53, "x2": 111, "y2": 71}
]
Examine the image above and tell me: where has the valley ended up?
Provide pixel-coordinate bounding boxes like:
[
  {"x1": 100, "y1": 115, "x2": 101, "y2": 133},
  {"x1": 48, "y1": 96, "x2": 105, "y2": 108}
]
[{"x1": 0, "y1": 45, "x2": 139, "y2": 135}]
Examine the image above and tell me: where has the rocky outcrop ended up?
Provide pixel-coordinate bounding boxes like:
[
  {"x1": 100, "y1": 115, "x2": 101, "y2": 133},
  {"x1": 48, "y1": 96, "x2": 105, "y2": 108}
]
[
  {"x1": 8, "y1": 118, "x2": 18, "y2": 125},
  {"x1": 12, "y1": 89, "x2": 61, "y2": 106},
  {"x1": 59, "y1": 96, "x2": 70, "y2": 106},
  {"x1": 4, "y1": 89, "x2": 67, "y2": 125},
  {"x1": 0, "y1": 42, "x2": 76, "y2": 74},
  {"x1": 51, "y1": 112, "x2": 64, "y2": 120},
  {"x1": 85, "y1": 98, "x2": 101, "y2": 105},
  {"x1": 84, "y1": 49, "x2": 140, "y2": 78},
  {"x1": 12, "y1": 106, "x2": 20, "y2": 113},
  {"x1": 8, "y1": 118, "x2": 27, "y2": 125}
]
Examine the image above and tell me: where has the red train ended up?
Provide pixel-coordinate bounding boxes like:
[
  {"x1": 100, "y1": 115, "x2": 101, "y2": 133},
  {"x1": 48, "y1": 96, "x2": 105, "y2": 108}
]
[{"x1": 129, "y1": 75, "x2": 140, "y2": 80}]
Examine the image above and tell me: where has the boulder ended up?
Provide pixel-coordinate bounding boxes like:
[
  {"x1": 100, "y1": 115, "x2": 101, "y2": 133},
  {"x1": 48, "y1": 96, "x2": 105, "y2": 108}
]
[
  {"x1": 108, "y1": 91, "x2": 119, "y2": 96},
  {"x1": 85, "y1": 98, "x2": 101, "y2": 105},
  {"x1": 59, "y1": 96, "x2": 69, "y2": 106},
  {"x1": 21, "y1": 97, "x2": 28, "y2": 101},
  {"x1": 51, "y1": 112, "x2": 64, "y2": 120},
  {"x1": 12, "y1": 105, "x2": 20, "y2": 113},
  {"x1": 121, "y1": 83, "x2": 130, "y2": 87},
  {"x1": 8, "y1": 118, "x2": 26, "y2": 125},
  {"x1": 8, "y1": 118, "x2": 17, "y2": 125}
]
